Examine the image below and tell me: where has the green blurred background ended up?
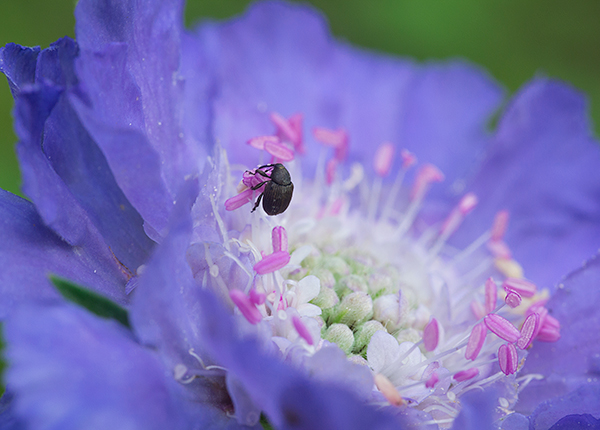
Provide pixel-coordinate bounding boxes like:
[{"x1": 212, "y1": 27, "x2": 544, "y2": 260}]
[{"x1": 1, "y1": 0, "x2": 599, "y2": 196}]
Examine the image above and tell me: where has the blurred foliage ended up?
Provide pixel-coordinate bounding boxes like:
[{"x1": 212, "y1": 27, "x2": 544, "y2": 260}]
[{"x1": 1, "y1": 0, "x2": 599, "y2": 196}]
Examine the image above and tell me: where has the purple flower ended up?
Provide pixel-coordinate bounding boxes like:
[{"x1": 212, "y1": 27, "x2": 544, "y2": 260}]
[{"x1": 1, "y1": 0, "x2": 600, "y2": 429}]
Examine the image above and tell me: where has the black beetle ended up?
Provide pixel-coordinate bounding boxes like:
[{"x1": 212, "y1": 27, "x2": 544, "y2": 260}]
[{"x1": 248, "y1": 163, "x2": 294, "y2": 216}]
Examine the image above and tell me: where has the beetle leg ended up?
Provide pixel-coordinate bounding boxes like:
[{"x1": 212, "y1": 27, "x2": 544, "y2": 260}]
[
  {"x1": 251, "y1": 181, "x2": 268, "y2": 190},
  {"x1": 254, "y1": 169, "x2": 272, "y2": 179},
  {"x1": 251, "y1": 192, "x2": 264, "y2": 213}
]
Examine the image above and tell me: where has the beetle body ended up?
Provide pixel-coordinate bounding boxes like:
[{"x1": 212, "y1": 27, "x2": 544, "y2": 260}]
[{"x1": 250, "y1": 163, "x2": 294, "y2": 216}]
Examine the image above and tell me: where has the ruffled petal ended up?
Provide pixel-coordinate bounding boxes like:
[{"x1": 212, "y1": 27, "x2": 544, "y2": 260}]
[
  {"x1": 0, "y1": 43, "x2": 39, "y2": 97},
  {"x1": 0, "y1": 189, "x2": 127, "y2": 316},
  {"x1": 69, "y1": 42, "x2": 174, "y2": 237},
  {"x1": 2, "y1": 39, "x2": 154, "y2": 275},
  {"x1": 4, "y1": 304, "x2": 201, "y2": 430},
  {"x1": 74, "y1": 0, "x2": 200, "y2": 198},
  {"x1": 458, "y1": 79, "x2": 600, "y2": 287}
]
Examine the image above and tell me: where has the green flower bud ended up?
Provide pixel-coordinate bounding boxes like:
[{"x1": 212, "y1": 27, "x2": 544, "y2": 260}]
[
  {"x1": 324, "y1": 323, "x2": 354, "y2": 354},
  {"x1": 353, "y1": 320, "x2": 386, "y2": 354}
]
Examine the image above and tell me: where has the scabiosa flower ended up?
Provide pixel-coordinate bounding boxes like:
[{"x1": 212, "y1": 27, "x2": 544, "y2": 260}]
[{"x1": 1, "y1": 1, "x2": 600, "y2": 429}]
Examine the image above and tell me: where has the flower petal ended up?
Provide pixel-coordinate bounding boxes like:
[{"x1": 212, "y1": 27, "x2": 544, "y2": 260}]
[
  {"x1": 4, "y1": 304, "x2": 203, "y2": 429},
  {"x1": 528, "y1": 385, "x2": 600, "y2": 430},
  {"x1": 193, "y1": 1, "x2": 502, "y2": 191},
  {"x1": 74, "y1": 0, "x2": 198, "y2": 199},
  {"x1": 0, "y1": 189, "x2": 127, "y2": 316},
  {"x1": 518, "y1": 251, "x2": 600, "y2": 414},
  {"x1": 459, "y1": 79, "x2": 600, "y2": 287}
]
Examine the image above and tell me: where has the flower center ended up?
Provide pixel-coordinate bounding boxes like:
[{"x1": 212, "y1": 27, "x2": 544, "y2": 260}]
[{"x1": 209, "y1": 112, "x2": 559, "y2": 426}]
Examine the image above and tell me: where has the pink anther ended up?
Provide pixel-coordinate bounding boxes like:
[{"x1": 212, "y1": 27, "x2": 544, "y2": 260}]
[
  {"x1": 505, "y1": 291, "x2": 522, "y2": 308},
  {"x1": 400, "y1": 149, "x2": 416, "y2": 169},
  {"x1": 248, "y1": 289, "x2": 266, "y2": 306},
  {"x1": 498, "y1": 343, "x2": 518, "y2": 375},
  {"x1": 502, "y1": 278, "x2": 537, "y2": 298},
  {"x1": 229, "y1": 290, "x2": 262, "y2": 325},
  {"x1": 313, "y1": 127, "x2": 347, "y2": 148},
  {"x1": 484, "y1": 314, "x2": 521, "y2": 343},
  {"x1": 292, "y1": 316, "x2": 314, "y2": 345},
  {"x1": 264, "y1": 140, "x2": 294, "y2": 161},
  {"x1": 242, "y1": 169, "x2": 267, "y2": 188},
  {"x1": 374, "y1": 142, "x2": 395, "y2": 177},
  {"x1": 485, "y1": 277, "x2": 497, "y2": 314},
  {"x1": 425, "y1": 372, "x2": 439, "y2": 388},
  {"x1": 536, "y1": 325, "x2": 560, "y2": 342},
  {"x1": 470, "y1": 300, "x2": 485, "y2": 320},
  {"x1": 253, "y1": 251, "x2": 291, "y2": 275},
  {"x1": 410, "y1": 164, "x2": 444, "y2": 202},
  {"x1": 440, "y1": 193, "x2": 478, "y2": 236},
  {"x1": 517, "y1": 313, "x2": 539, "y2": 350},
  {"x1": 465, "y1": 323, "x2": 487, "y2": 361},
  {"x1": 271, "y1": 112, "x2": 299, "y2": 146},
  {"x1": 225, "y1": 189, "x2": 253, "y2": 211},
  {"x1": 423, "y1": 318, "x2": 439, "y2": 352},
  {"x1": 487, "y1": 240, "x2": 512, "y2": 259},
  {"x1": 454, "y1": 367, "x2": 479, "y2": 382},
  {"x1": 490, "y1": 210, "x2": 510, "y2": 242},
  {"x1": 247, "y1": 135, "x2": 279, "y2": 150},
  {"x1": 271, "y1": 226, "x2": 288, "y2": 253},
  {"x1": 287, "y1": 113, "x2": 305, "y2": 153}
]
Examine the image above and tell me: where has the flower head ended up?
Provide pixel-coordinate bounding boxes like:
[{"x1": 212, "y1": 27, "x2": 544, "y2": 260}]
[{"x1": 1, "y1": 0, "x2": 600, "y2": 429}]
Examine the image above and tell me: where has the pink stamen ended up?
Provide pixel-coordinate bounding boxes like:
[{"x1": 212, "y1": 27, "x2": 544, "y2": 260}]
[
  {"x1": 253, "y1": 251, "x2": 291, "y2": 275},
  {"x1": 487, "y1": 240, "x2": 512, "y2": 259},
  {"x1": 225, "y1": 189, "x2": 253, "y2": 211},
  {"x1": 490, "y1": 210, "x2": 510, "y2": 241},
  {"x1": 423, "y1": 318, "x2": 439, "y2": 351},
  {"x1": 484, "y1": 277, "x2": 497, "y2": 314},
  {"x1": 313, "y1": 127, "x2": 347, "y2": 147},
  {"x1": 502, "y1": 278, "x2": 537, "y2": 298},
  {"x1": 313, "y1": 127, "x2": 349, "y2": 161},
  {"x1": 498, "y1": 343, "x2": 518, "y2": 375},
  {"x1": 505, "y1": 291, "x2": 522, "y2": 308},
  {"x1": 271, "y1": 112, "x2": 299, "y2": 146},
  {"x1": 292, "y1": 316, "x2": 314, "y2": 345},
  {"x1": 470, "y1": 300, "x2": 486, "y2": 320},
  {"x1": 264, "y1": 140, "x2": 294, "y2": 161},
  {"x1": 465, "y1": 323, "x2": 487, "y2": 361},
  {"x1": 440, "y1": 193, "x2": 478, "y2": 236},
  {"x1": 527, "y1": 306, "x2": 548, "y2": 339},
  {"x1": 536, "y1": 325, "x2": 560, "y2": 342},
  {"x1": 484, "y1": 314, "x2": 521, "y2": 343},
  {"x1": 543, "y1": 315, "x2": 560, "y2": 330},
  {"x1": 400, "y1": 149, "x2": 416, "y2": 169},
  {"x1": 229, "y1": 290, "x2": 262, "y2": 325},
  {"x1": 271, "y1": 226, "x2": 288, "y2": 253},
  {"x1": 287, "y1": 113, "x2": 305, "y2": 153},
  {"x1": 517, "y1": 313, "x2": 539, "y2": 350},
  {"x1": 374, "y1": 142, "x2": 395, "y2": 177},
  {"x1": 247, "y1": 135, "x2": 279, "y2": 150},
  {"x1": 242, "y1": 169, "x2": 268, "y2": 188},
  {"x1": 326, "y1": 158, "x2": 338, "y2": 185},
  {"x1": 425, "y1": 372, "x2": 439, "y2": 388},
  {"x1": 454, "y1": 367, "x2": 479, "y2": 382},
  {"x1": 248, "y1": 289, "x2": 266, "y2": 306},
  {"x1": 410, "y1": 164, "x2": 444, "y2": 202}
]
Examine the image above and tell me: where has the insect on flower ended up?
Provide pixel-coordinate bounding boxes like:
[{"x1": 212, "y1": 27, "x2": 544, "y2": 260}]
[{"x1": 248, "y1": 163, "x2": 294, "y2": 215}]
